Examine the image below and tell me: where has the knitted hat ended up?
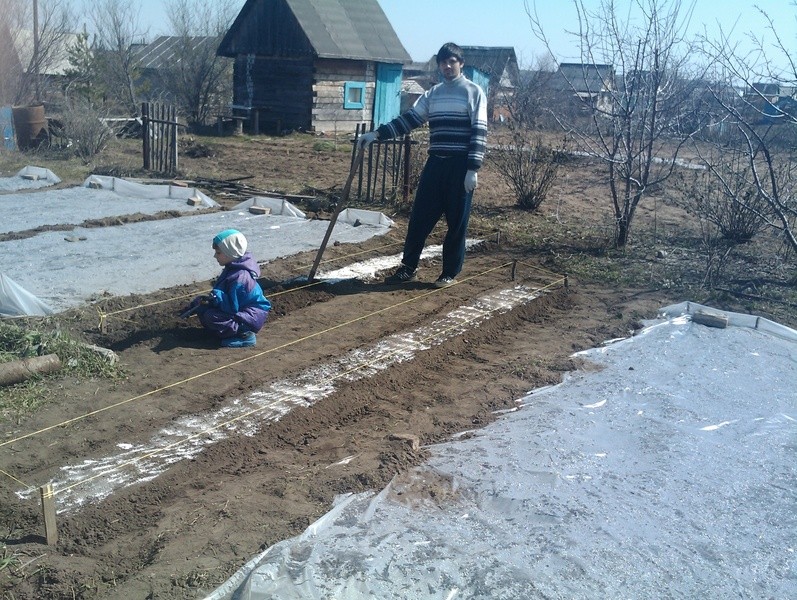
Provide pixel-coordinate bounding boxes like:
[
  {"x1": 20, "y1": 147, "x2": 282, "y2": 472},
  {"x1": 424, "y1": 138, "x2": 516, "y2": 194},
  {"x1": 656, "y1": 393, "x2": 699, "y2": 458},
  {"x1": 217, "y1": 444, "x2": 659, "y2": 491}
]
[{"x1": 213, "y1": 229, "x2": 247, "y2": 259}]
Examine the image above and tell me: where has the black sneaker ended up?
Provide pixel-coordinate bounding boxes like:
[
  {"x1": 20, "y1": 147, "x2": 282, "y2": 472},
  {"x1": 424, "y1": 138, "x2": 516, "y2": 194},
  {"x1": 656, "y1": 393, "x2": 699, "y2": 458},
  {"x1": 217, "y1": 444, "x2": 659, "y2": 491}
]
[
  {"x1": 433, "y1": 275, "x2": 456, "y2": 288},
  {"x1": 384, "y1": 265, "x2": 417, "y2": 284}
]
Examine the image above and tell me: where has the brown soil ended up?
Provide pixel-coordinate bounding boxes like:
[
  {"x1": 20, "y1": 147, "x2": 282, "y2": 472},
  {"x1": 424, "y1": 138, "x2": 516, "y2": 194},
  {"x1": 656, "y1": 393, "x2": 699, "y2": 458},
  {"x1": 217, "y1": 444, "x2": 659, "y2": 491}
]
[{"x1": 0, "y1": 133, "x2": 792, "y2": 599}]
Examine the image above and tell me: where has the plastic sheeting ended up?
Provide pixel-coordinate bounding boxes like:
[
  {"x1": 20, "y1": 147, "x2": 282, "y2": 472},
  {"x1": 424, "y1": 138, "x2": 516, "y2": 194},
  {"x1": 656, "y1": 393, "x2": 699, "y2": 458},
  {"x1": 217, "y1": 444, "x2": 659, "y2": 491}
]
[
  {"x1": 1, "y1": 207, "x2": 393, "y2": 314},
  {"x1": 0, "y1": 272, "x2": 53, "y2": 317},
  {"x1": 336, "y1": 208, "x2": 395, "y2": 227},
  {"x1": 0, "y1": 165, "x2": 61, "y2": 191},
  {"x1": 1, "y1": 178, "x2": 217, "y2": 235},
  {"x1": 207, "y1": 305, "x2": 797, "y2": 600},
  {"x1": 0, "y1": 174, "x2": 394, "y2": 315},
  {"x1": 235, "y1": 197, "x2": 307, "y2": 218},
  {"x1": 231, "y1": 199, "x2": 395, "y2": 226},
  {"x1": 82, "y1": 175, "x2": 216, "y2": 207}
]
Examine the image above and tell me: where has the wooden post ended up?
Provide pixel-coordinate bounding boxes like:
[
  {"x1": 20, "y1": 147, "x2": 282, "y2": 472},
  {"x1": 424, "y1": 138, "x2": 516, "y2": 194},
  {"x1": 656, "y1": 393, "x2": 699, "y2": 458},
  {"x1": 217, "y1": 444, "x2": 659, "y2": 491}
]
[
  {"x1": 158, "y1": 103, "x2": 165, "y2": 171},
  {"x1": 379, "y1": 139, "x2": 388, "y2": 201},
  {"x1": 142, "y1": 102, "x2": 150, "y2": 170},
  {"x1": 402, "y1": 134, "x2": 411, "y2": 205},
  {"x1": 40, "y1": 483, "x2": 58, "y2": 545},
  {"x1": 510, "y1": 260, "x2": 517, "y2": 281},
  {"x1": 171, "y1": 105, "x2": 178, "y2": 173},
  {"x1": 355, "y1": 123, "x2": 365, "y2": 199},
  {"x1": 366, "y1": 127, "x2": 375, "y2": 203}
]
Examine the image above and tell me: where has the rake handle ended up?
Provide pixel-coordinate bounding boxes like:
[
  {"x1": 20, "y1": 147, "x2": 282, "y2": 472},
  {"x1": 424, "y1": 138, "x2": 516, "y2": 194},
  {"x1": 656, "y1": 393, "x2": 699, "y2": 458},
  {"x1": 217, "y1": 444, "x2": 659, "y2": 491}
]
[{"x1": 308, "y1": 147, "x2": 365, "y2": 280}]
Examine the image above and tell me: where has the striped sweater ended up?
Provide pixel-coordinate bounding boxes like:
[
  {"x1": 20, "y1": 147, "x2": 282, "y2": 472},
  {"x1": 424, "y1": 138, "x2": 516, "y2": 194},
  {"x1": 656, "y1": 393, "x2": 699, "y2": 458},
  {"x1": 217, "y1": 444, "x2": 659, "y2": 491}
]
[{"x1": 376, "y1": 74, "x2": 488, "y2": 171}]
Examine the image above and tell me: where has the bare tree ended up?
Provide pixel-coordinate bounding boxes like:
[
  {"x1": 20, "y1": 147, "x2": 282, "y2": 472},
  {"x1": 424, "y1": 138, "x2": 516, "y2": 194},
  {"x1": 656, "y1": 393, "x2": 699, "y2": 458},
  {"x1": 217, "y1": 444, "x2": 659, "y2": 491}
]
[
  {"x1": 504, "y1": 55, "x2": 557, "y2": 130},
  {"x1": 89, "y1": 0, "x2": 146, "y2": 114},
  {"x1": 161, "y1": 0, "x2": 237, "y2": 128},
  {"x1": 528, "y1": 0, "x2": 709, "y2": 247},
  {"x1": 488, "y1": 56, "x2": 564, "y2": 211},
  {"x1": 0, "y1": 0, "x2": 26, "y2": 104},
  {"x1": 698, "y1": 4, "x2": 797, "y2": 256},
  {"x1": 0, "y1": 0, "x2": 74, "y2": 105}
]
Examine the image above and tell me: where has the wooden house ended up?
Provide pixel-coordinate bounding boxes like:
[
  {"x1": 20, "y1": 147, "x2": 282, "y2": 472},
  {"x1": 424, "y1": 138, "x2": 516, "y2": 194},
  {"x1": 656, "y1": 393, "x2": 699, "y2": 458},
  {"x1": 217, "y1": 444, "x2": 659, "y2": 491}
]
[
  {"x1": 460, "y1": 46, "x2": 519, "y2": 121},
  {"x1": 552, "y1": 62, "x2": 615, "y2": 112},
  {"x1": 1, "y1": 27, "x2": 79, "y2": 106},
  {"x1": 216, "y1": 0, "x2": 411, "y2": 134}
]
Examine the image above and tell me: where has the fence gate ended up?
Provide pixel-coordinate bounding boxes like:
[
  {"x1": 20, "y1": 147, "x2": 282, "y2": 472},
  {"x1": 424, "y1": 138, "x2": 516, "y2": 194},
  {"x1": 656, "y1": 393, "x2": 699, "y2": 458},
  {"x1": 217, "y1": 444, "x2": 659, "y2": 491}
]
[
  {"x1": 142, "y1": 102, "x2": 178, "y2": 174},
  {"x1": 351, "y1": 123, "x2": 415, "y2": 204}
]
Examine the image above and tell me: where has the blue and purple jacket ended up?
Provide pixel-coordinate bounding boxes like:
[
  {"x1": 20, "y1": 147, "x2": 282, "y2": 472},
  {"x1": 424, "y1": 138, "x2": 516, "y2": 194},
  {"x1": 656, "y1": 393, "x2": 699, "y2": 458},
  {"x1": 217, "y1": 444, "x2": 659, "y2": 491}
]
[{"x1": 199, "y1": 252, "x2": 271, "y2": 337}]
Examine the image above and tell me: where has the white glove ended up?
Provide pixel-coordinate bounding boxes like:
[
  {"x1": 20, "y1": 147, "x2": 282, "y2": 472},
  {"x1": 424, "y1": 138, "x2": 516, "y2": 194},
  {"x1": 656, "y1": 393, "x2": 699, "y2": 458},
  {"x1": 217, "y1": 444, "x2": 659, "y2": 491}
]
[
  {"x1": 356, "y1": 131, "x2": 378, "y2": 151},
  {"x1": 464, "y1": 170, "x2": 478, "y2": 193}
]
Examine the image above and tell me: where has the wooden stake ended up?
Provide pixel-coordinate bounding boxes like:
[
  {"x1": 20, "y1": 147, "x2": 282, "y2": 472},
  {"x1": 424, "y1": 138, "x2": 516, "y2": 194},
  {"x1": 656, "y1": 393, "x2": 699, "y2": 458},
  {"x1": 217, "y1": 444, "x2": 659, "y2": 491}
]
[{"x1": 40, "y1": 483, "x2": 58, "y2": 545}]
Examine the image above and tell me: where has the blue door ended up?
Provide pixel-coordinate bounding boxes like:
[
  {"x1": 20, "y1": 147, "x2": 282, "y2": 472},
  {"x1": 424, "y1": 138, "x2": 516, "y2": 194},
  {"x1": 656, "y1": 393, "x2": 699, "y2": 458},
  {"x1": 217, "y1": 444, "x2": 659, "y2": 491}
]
[
  {"x1": 464, "y1": 66, "x2": 490, "y2": 98},
  {"x1": 0, "y1": 106, "x2": 15, "y2": 151},
  {"x1": 374, "y1": 63, "x2": 403, "y2": 127}
]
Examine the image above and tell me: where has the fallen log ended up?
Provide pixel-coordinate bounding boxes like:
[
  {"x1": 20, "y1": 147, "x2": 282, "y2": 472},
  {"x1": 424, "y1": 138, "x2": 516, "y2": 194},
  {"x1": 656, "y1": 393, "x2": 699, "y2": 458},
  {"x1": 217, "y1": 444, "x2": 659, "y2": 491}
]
[{"x1": 0, "y1": 354, "x2": 62, "y2": 387}]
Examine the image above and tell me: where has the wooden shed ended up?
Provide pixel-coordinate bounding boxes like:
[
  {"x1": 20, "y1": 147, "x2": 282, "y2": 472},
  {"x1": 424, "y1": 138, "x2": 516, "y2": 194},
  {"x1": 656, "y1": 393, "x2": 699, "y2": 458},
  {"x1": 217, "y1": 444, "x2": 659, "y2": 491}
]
[
  {"x1": 552, "y1": 63, "x2": 616, "y2": 112},
  {"x1": 461, "y1": 46, "x2": 519, "y2": 118},
  {"x1": 216, "y1": 0, "x2": 411, "y2": 134}
]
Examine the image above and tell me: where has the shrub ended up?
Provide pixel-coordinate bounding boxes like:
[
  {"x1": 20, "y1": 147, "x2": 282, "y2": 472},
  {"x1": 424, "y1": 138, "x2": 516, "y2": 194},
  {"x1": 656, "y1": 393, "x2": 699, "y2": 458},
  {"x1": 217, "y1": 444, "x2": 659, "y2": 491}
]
[
  {"x1": 673, "y1": 170, "x2": 771, "y2": 286},
  {"x1": 59, "y1": 100, "x2": 117, "y2": 164},
  {"x1": 489, "y1": 133, "x2": 563, "y2": 211},
  {"x1": 676, "y1": 169, "x2": 770, "y2": 244}
]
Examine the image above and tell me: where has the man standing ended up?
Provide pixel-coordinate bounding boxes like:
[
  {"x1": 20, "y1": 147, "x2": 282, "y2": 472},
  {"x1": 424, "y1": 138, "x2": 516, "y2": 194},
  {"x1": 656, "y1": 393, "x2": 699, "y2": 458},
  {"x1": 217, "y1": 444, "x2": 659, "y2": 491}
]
[{"x1": 357, "y1": 42, "x2": 488, "y2": 287}]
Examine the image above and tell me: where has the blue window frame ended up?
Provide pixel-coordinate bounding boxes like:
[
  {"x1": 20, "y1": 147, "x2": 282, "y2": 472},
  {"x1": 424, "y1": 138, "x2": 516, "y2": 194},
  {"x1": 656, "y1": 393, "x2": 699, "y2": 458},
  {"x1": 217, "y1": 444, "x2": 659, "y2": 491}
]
[{"x1": 343, "y1": 81, "x2": 366, "y2": 109}]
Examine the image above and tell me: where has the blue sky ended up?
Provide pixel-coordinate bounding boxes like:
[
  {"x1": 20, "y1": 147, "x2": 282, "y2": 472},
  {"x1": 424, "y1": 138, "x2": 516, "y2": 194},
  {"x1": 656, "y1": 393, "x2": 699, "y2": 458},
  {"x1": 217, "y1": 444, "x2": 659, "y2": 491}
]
[{"x1": 78, "y1": 0, "x2": 796, "y2": 70}]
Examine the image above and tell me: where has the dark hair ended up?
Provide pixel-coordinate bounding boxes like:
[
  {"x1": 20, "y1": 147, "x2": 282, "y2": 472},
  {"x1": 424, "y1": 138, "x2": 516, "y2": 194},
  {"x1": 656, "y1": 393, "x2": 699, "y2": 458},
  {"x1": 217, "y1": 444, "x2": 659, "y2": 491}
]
[{"x1": 436, "y1": 42, "x2": 464, "y2": 65}]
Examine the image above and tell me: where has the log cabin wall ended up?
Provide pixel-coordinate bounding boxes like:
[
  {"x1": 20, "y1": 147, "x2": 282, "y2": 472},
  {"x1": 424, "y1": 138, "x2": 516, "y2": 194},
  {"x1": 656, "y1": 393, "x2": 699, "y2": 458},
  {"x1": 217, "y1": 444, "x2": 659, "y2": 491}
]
[
  {"x1": 312, "y1": 59, "x2": 374, "y2": 133},
  {"x1": 233, "y1": 54, "x2": 314, "y2": 132},
  {"x1": 219, "y1": 0, "x2": 412, "y2": 134}
]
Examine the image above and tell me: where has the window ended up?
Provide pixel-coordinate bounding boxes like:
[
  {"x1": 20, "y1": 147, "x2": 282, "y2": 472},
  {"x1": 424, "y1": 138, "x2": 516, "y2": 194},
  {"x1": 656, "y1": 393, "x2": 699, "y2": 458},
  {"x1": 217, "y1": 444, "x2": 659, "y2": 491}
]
[{"x1": 344, "y1": 82, "x2": 366, "y2": 109}]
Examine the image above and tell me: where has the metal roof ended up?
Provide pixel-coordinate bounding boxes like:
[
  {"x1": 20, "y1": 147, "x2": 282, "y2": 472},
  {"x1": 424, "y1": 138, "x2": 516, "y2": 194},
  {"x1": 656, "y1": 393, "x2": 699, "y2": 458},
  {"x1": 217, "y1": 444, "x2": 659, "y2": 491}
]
[
  {"x1": 460, "y1": 46, "x2": 519, "y2": 87},
  {"x1": 554, "y1": 63, "x2": 615, "y2": 94},
  {"x1": 134, "y1": 36, "x2": 222, "y2": 70},
  {"x1": 12, "y1": 30, "x2": 80, "y2": 76},
  {"x1": 218, "y1": 0, "x2": 410, "y2": 63}
]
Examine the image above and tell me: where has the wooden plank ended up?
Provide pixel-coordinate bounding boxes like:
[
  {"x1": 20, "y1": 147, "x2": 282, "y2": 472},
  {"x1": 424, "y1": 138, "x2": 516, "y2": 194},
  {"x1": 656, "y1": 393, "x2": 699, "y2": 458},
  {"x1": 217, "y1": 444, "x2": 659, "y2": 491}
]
[
  {"x1": 692, "y1": 309, "x2": 729, "y2": 329},
  {"x1": 40, "y1": 483, "x2": 58, "y2": 545}
]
